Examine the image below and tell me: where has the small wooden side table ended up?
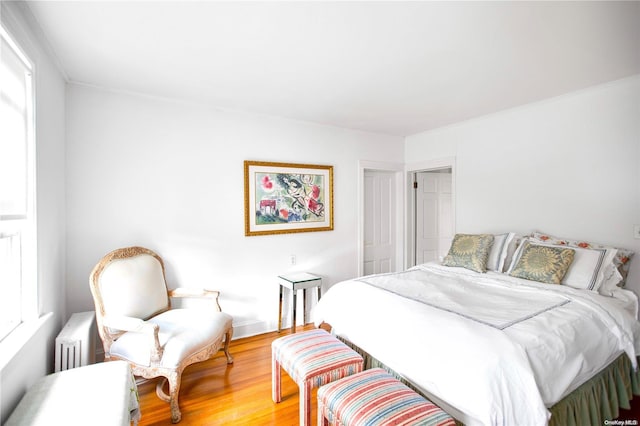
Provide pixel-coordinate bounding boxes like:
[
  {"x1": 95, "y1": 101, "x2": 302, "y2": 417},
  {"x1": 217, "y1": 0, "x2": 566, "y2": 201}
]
[{"x1": 277, "y1": 272, "x2": 322, "y2": 333}]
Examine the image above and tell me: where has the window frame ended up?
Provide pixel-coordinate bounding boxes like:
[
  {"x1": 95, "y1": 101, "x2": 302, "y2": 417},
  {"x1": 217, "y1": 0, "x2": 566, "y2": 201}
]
[{"x1": 0, "y1": 23, "x2": 37, "y2": 343}]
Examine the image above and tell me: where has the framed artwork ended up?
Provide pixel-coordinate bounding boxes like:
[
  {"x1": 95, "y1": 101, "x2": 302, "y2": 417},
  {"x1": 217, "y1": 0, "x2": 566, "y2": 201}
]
[{"x1": 244, "y1": 161, "x2": 334, "y2": 236}]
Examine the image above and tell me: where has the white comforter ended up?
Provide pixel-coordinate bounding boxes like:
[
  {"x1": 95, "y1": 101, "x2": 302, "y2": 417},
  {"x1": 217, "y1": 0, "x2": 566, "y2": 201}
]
[{"x1": 312, "y1": 262, "x2": 640, "y2": 426}]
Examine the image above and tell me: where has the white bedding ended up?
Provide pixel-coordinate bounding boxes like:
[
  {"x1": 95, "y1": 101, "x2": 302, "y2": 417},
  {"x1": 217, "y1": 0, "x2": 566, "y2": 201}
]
[{"x1": 312, "y1": 262, "x2": 640, "y2": 426}]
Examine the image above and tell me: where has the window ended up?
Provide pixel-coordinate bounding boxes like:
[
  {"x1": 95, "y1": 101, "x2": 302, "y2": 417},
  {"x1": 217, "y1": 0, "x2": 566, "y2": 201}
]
[{"x1": 0, "y1": 25, "x2": 36, "y2": 341}]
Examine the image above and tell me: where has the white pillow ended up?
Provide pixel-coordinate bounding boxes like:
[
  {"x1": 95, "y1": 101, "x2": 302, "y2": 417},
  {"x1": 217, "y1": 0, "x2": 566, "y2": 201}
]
[
  {"x1": 502, "y1": 233, "x2": 525, "y2": 273},
  {"x1": 506, "y1": 238, "x2": 533, "y2": 274},
  {"x1": 509, "y1": 238, "x2": 617, "y2": 291},
  {"x1": 598, "y1": 264, "x2": 624, "y2": 297},
  {"x1": 486, "y1": 233, "x2": 515, "y2": 272}
]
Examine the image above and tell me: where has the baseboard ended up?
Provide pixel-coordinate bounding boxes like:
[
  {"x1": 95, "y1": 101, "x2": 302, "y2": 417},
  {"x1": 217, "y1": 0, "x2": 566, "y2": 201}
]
[
  {"x1": 232, "y1": 318, "x2": 316, "y2": 339},
  {"x1": 232, "y1": 319, "x2": 273, "y2": 340}
]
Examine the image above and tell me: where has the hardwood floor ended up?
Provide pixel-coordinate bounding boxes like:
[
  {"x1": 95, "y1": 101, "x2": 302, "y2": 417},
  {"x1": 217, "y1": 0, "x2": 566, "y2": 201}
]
[{"x1": 137, "y1": 324, "x2": 640, "y2": 425}]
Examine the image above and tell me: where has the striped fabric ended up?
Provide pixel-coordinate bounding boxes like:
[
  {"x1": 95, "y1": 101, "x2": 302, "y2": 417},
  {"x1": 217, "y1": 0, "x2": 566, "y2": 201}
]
[
  {"x1": 318, "y1": 368, "x2": 455, "y2": 426},
  {"x1": 272, "y1": 329, "x2": 364, "y2": 426}
]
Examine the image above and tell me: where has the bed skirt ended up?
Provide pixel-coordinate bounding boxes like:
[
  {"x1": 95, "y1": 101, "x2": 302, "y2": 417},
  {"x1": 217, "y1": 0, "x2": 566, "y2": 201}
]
[{"x1": 337, "y1": 337, "x2": 639, "y2": 426}]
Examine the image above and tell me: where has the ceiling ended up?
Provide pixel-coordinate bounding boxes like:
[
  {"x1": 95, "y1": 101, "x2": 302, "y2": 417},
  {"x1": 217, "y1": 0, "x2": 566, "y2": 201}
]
[{"x1": 23, "y1": 1, "x2": 640, "y2": 136}]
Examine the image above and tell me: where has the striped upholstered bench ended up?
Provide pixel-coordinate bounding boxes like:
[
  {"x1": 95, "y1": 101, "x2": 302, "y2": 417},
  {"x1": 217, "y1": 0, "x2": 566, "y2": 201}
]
[
  {"x1": 272, "y1": 329, "x2": 364, "y2": 426},
  {"x1": 318, "y1": 368, "x2": 456, "y2": 426}
]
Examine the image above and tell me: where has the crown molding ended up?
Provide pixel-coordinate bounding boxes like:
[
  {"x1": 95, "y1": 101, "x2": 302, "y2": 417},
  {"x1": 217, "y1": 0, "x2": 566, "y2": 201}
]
[{"x1": 1, "y1": 1, "x2": 69, "y2": 82}]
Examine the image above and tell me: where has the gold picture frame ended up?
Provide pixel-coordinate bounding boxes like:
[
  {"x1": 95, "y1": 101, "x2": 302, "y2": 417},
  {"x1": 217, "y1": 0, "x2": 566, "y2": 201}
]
[{"x1": 244, "y1": 161, "x2": 334, "y2": 236}]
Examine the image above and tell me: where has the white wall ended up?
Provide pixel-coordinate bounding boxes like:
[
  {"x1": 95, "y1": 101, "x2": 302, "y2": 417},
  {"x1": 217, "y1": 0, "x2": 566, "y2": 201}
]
[
  {"x1": 0, "y1": 3, "x2": 67, "y2": 423},
  {"x1": 405, "y1": 75, "x2": 640, "y2": 295},
  {"x1": 65, "y1": 84, "x2": 404, "y2": 338}
]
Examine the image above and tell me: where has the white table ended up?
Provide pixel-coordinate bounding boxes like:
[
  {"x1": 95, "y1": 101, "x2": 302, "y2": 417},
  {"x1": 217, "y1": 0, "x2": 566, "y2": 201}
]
[{"x1": 277, "y1": 272, "x2": 322, "y2": 333}]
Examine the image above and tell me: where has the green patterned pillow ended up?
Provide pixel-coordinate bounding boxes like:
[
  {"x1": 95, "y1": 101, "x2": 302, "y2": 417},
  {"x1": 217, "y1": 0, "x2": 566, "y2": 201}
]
[
  {"x1": 509, "y1": 242, "x2": 575, "y2": 284},
  {"x1": 442, "y1": 234, "x2": 495, "y2": 273}
]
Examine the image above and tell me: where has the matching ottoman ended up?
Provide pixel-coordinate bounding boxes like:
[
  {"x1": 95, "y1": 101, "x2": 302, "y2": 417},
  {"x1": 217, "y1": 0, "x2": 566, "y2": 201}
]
[
  {"x1": 317, "y1": 368, "x2": 455, "y2": 426},
  {"x1": 272, "y1": 329, "x2": 364, "y2": 426}
]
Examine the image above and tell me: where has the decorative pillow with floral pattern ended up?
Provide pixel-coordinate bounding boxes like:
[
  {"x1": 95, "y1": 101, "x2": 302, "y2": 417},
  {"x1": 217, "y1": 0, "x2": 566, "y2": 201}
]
[
  {"x1": 509, "y1": 241, "x2": 575, "y2": 284},
  {"x1": 531, "y1": 231, "x2": 634, "y2": 289},
  {"x1": 442, "y1": 233, "x2": 495, "y2": 273}
]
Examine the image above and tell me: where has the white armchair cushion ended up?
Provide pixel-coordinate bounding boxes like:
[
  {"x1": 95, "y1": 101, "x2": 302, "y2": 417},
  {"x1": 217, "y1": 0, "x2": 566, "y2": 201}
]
[
  {"x1": 110, "y1": 309, "x2": 233, "y2": 368},
  {"x1": 99, "y1": 254, "x2": 169, "y2": 319}
]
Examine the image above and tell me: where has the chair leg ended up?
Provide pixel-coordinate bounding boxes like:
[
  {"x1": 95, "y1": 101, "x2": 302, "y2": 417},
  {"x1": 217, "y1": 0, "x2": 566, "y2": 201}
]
[
  {"x1": 154, "y1": 373, "x2": 182, "y2": 423},
  {"x1": 168, "y1": 371, "x2": 182, "y2": 423},
  {"x1": 224, "y1": 329, "x2": 234, "y2": 364},
  {"x1": 155, "y1": 378, "x2": 171, "y2": 402}
]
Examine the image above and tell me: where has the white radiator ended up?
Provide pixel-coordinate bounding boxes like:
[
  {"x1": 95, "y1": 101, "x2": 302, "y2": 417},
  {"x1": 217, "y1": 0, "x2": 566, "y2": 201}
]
[{"x1": 55, "y1": 311, "x2": 97, "y2": 372}]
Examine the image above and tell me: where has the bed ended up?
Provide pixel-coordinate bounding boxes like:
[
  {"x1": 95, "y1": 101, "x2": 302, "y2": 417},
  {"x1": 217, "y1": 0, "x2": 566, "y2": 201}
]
[{"x1": 312, "y1": 232, "x2": 640, "y2": 426}]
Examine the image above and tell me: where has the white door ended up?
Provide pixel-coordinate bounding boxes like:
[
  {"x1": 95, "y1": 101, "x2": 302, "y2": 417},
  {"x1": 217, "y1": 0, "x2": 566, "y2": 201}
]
[
  {"x1": 363, "y1": 170, "x2": 396, "y2": 275},
  {"x1": 414, "y1": 171, "x2": 453, "y2": 265}
]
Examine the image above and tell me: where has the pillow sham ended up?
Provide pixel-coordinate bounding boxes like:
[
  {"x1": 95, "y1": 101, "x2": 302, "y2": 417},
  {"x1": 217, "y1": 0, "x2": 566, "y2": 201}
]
[
  {"x1": 525, "y1": 240, "x2": 617, "y2": 291},
  {"x1": 502, "y1": 233, "x2": 525, "y2": 273},
  {"x1": 508, "y1": 241, "x2": 575, "y2": 284},
  {"x1": 531, "y1": 231, "x2": 634, "y2": 288},
  {"x1": 599, "y1": 264, "x2": 625, "y2": 296},
  {"x1": 442, "y1": 233, "x2": 495, "y2": 273},
  {"x1": 486, "y1": 233, "x2": 515, "y2": 272}
]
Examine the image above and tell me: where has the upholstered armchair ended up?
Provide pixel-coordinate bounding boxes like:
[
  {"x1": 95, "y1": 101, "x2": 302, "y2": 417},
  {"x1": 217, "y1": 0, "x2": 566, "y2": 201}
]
[{"x1": 89, "y1": 246, "x2": 233, "y2": 423}]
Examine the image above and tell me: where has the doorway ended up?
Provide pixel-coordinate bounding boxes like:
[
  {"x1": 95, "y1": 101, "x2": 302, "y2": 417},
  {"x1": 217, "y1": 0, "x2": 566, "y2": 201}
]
[
  {"x1": 363, "y1": 170, "x2": 396, "y2": 275},
  {"x1": 406, "y1": 158, "x2": 455, "y2": 268},
  {"x1": 358, "y1": 161, "x2": 403, "y2": 277},
  {"x1": 411, "y1": 169, "x2": 453, "y2": 266}
]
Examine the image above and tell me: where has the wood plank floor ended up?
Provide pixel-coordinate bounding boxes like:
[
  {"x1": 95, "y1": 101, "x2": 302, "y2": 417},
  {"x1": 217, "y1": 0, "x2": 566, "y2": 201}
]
[{"x1": 137, "y1": 324, "x2": 640, "y2": 425}]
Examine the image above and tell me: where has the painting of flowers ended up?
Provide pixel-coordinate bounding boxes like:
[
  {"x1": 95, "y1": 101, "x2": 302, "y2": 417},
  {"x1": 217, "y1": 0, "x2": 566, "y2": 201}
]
[{"x1": 244, "y1": 161, "x2": 333, "y2": 236}]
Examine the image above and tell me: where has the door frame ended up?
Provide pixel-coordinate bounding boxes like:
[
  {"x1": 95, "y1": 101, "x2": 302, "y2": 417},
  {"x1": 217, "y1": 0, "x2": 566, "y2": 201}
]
[
  {"x1": 405, "y1": 157, "x2": 456, "y2": 269},
  {"x1": 357, "y1": 160, "x2": 405, "y2": 277}
]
